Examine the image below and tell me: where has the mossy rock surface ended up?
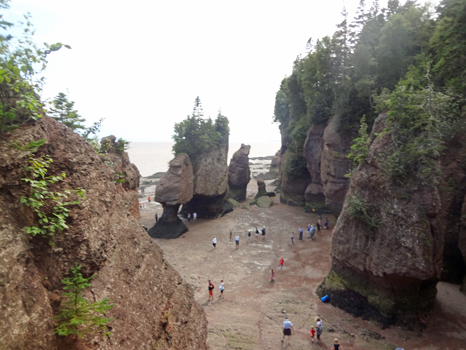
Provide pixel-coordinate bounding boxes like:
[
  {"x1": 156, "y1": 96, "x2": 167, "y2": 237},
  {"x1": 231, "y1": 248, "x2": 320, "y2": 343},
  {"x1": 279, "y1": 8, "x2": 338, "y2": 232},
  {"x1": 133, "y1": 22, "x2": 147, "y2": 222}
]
[
  {"x1": 256, "y1": 196, "x2": 273, "y2": 208},
  {"x1": 228, "y1": 198, "x2": 240, "y2": 208}
]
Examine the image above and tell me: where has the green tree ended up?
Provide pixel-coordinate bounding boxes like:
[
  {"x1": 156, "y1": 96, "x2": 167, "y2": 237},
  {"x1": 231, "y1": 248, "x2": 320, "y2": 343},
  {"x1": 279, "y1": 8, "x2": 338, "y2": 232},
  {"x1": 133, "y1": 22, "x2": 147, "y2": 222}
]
[
  {"x1": 48, "y1": 92, "x2": 86, "y2": 132},
  {"x1": 172, "y1": 97, "x2": 229, "y2": 158},
  {"x1": 55, "y1": 263, "x2": 113, "y2": 339},
  {"x1": 0, "y1": 0, "x2": 70, "y2": 136}
]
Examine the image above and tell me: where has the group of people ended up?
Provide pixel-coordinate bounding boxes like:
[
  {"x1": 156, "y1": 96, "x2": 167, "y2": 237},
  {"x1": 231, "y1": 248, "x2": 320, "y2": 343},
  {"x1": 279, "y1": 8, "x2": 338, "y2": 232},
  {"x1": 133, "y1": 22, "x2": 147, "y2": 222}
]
[
  {"x1": 291, "y1": 217, "x2": 329, "y2": 244},
  {"x1": 283, "y1": 316, "x2": 341, "y2": 348},
  {"x1": 208, "y1": 279, "x2": 225, "y2": 300},
  {"x1": 187, "y1": 212, "x2": 197, "y2": 222}
]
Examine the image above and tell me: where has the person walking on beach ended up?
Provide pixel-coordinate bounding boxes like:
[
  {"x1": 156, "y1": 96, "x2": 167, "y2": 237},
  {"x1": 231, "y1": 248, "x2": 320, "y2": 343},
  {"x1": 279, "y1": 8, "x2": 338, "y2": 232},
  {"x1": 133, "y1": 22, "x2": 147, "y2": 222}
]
[
  {"x1": 148, "y1": 196, "x2": 151, "y2": 203},
  {"x1": 208, "y1": 280, "x2": 214, "y2": 301},
  {"x1": 155, "y1": 213, "x2": 158, "y2": 222},
  {"x1": 229, "y1": 230, "x2": 232, "y2": 242},
  {"x1": 291, "y1": 232, "x2": 295, "y2": 244},
  {"x1": 270, "y1": 269, "x2": 275, "y2": 282},
  {"x1": 247, "y1": 230, "x2": 251, "y2": 243},
  {"x1": 255, "y1": 227, "x2": 259, "y2": 242},
  {"x1": 318, "y1": 214, "x2": 322, "y2": 225},
  {"x1": 310, "y1": 225, "x2": 316, "y2": 240},
  {"x1": 299, "y1": 227, "x2": 304, "y2": 240},
  {"x1": 324, "y1": 218, "x2": 329, "y2": 230},
  {"x1": 316, "y1": 222, "x2": 321, "y2": 233},
  {"x1": 307, "y1": 224, "x2": 311, "y2": 238},
  {"x1": 310, "y1": 326, "x2": 316, "y2": 343},
  {"x1": 261, "y1": 226, "x2": 266, "y2": 240},
  {"x1": 316, "y1": 317, "x2": 323, "y2": 343},
  {"x1": 279, "y1": 257, "x2": 284, "y2": 270},
  {"x1": 219, "y1": 280, "x2": 225, "y2": 299},
  {"x1": 282, "y1": 317, "x2": 293, "y2": 343},
  {"x1": 235, "y1": 235, "x2": 239, "y2": 248},
  {"x1": 212, "y1": 237, "x2": 217, "y2": 248},
  {"x1": 193, "y1": 212, "x2": 197, "y2": 221},
  {"x1": 332, "y1": 339, "x2": 344, "y2": 350}
]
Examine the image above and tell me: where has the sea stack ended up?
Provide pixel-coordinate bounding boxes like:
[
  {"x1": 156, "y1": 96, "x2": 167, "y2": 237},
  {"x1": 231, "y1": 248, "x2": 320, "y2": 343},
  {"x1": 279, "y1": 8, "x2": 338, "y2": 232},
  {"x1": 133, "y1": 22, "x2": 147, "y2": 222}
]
[
  {"x1": 228, "y1": 144, "x2": 251, "y2": 201},
  {"x1": 149, "y1": 154, "x2": 194, "y2": 239}
]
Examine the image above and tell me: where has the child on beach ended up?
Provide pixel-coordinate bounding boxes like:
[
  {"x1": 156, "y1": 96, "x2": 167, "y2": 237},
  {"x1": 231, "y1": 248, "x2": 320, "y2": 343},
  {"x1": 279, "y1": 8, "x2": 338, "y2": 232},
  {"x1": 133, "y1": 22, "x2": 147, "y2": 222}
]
[
  {"x1": 279, "y1": 257, "x2": 284, "y2": 270},
  {"x1": 310, "y1": 326, "x2": 316, "y2": 342},
  {"x1": 208, "y1": 280, "x2": 214, "y2": 301},
  {"x1": 219, "y1": 280, "x2": 225, "y2": 299},
  {"x1": 270, "y1": 269, "x2": 275, "y2": 282},
  {"x1": 235, "y1": 235, "x2": 239, "y2": 248},
  {"x1": 331, "y1": 339, "x2": 343, "y2": 350}
]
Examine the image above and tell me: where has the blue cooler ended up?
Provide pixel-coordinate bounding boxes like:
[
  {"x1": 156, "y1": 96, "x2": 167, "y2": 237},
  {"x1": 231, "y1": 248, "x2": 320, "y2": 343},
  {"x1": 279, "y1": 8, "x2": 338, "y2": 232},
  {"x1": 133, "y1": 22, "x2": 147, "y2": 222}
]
[{"x1": 321, "y1": 295, "x2": 329, "y2": 302}]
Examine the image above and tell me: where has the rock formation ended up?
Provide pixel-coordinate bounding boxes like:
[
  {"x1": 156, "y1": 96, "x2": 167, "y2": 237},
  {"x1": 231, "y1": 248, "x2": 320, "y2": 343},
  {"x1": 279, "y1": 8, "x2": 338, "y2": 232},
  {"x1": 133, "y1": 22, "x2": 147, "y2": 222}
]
[
  {"x1": 254, "y1": 178, "x2": 268, "y2": 199},
  {"x1": 149, "y1": 154, "x2": 194, "y2": 239},
  {"x1": 228, "y1": 144, "x2": 251, "y2": 201},
  {"x1": 279, "y1": 150, "x2": 312, "y2": 206},
  {"x1": 303, "y1": 124, "x2": 326, "y2": 210},
  {"x1": 0, "y1": 116, "x2": 208, "y2": 349},
  {"x1": 180, "y1": 137, "x2": 232, "y2": 218},
  {"x1": 270, "y1": 149, "x2": 281, "y2": 175},
  {"x1": 317, "y1": 113, "x2": 444, "y2": 328}
]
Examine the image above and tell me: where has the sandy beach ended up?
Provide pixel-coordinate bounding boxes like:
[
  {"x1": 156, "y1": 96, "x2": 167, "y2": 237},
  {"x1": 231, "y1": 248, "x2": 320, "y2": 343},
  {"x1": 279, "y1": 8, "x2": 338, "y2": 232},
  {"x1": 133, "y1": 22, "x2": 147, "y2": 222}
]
[{"x1": 138, "y1": 162, "x2": 466, "y2": 350}]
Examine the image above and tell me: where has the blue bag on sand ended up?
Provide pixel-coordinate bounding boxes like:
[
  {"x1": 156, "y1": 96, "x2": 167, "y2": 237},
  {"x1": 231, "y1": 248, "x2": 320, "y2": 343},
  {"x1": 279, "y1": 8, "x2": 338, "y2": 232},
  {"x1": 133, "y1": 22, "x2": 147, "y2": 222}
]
[{"x1": 321, "y1": 295, "x2": 329, "y2": 302}]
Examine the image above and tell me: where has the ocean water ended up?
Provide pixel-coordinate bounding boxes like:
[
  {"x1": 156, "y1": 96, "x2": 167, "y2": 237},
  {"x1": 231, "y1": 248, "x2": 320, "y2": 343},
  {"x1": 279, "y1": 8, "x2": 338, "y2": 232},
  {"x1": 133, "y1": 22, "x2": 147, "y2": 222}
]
[{"x1": 127, "y1": 142, "x2": 281, "y2": 177}]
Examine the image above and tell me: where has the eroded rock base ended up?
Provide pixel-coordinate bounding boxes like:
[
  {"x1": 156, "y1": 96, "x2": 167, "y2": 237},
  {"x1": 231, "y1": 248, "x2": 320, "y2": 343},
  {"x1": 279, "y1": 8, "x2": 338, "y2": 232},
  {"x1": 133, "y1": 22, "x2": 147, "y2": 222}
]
[
  {"x1": 316, "y1": 261, "x2": 437, "y2": 329},
  {"x1": 229, "y1": 184, "x2": 247, "y2": 202},
  {"x1": 149, "y1": 204, "x2": 188, "y2": 239},
  {"x1": 181, "y1": 193, "x2": 233, "y2": 219}
]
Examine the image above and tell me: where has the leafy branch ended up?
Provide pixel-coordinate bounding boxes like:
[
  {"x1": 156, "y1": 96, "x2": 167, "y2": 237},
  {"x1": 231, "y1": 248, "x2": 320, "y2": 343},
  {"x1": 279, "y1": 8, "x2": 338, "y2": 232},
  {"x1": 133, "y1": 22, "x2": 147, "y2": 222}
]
[{"x1": 20, "y1": 155, "x2": 85, "y2": 242}]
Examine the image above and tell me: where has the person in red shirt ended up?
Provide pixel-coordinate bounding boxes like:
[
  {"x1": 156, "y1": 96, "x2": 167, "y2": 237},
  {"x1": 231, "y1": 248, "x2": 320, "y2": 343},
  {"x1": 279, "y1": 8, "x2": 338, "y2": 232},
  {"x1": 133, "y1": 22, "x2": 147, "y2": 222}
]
[
  {"x1": 208, "y1": 280, "x2": 214, "y2": 301},
  {"x1": 279, "y1": 257, "x2": 284, "y2": 270},
  {"x1": 310, "y1": 326, "x2": 316, "y2": 342}
]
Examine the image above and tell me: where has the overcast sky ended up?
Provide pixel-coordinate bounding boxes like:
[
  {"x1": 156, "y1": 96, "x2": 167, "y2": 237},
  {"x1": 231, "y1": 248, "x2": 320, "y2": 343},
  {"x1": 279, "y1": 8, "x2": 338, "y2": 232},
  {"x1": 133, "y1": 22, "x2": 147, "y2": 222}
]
[{"x1": 7, "y1": 0, "x2": 435, "y2": 143}]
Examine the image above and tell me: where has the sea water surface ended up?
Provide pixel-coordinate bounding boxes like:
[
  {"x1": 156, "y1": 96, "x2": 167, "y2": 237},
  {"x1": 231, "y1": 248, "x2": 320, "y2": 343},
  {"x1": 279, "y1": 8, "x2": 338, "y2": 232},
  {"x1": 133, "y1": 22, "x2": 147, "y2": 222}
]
[{"x1": 127, "y1": 142, "x2": 281, "y2": 177}]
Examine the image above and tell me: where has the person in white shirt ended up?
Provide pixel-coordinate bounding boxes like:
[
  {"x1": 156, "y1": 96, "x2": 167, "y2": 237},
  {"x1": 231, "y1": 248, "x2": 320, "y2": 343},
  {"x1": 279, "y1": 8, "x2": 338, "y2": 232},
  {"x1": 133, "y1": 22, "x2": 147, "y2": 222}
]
[
  {"x1": 213, "y1": 237, "x2": 217, "y2": 248},
  {"x1": 235, "y1": 235, "x2": 239, "y2": 249},
  {"x1": 282, "y1": 317, "x2": 293, "y2": 343},
  {"x1": 219, "y1": 280, "x2": 225, "y2": 299}
]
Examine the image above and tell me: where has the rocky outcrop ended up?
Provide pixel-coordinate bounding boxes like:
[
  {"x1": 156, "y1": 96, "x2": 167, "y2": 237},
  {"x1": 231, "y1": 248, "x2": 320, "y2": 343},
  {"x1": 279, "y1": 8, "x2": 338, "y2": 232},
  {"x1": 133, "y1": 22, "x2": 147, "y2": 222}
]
[
  {"x1": 460, "y1": 194, "x2": 466, "y2": 294},
  {"x1": 317, "y1": 113, "x2": 443, "y2": 328},
  {"x1": 181, "y1": 138, "x2": 232, "y2": 218},
  {"x1": 0, "y1": 116, "x2": 208, "y2": 349},
  {"x1": 279, "y1": 150, "x2": 311, "y2": 206},
  {"x1": 149, "y1": 154, "x2": 194, "y2": 239},
  {"x1": 303, "y1": 124, "x2": 326, "y2": 210},
  {"x1": 319, "y1": 115, "x2": 352, "y2": 215},
  {"x1": 254, "y1": 178, "x2": 268, "y2": 199},
  {"x1": 270, "y1": 149, "x2": 281, "y2": 174},
  {"x1": 228, "y1": 144, "x2": 251, "y2": 201}
]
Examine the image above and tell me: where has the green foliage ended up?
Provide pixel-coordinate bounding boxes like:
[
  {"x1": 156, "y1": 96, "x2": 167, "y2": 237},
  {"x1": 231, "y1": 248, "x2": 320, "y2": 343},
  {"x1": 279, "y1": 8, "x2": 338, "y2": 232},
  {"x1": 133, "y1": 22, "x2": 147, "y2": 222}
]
[
  {"x1": 113, "y1": 172, "x2": 125, "y2": 184},
  {"x1": 375, "y1": 67, "x2": 463, "y2": 186},
  {"x1": 346, "y1": 191, "x2": 379, "y2": 235},
  {"x1": 99, "y1": 137, "x2": 129, "y2": 155},
  {"x1": 11, "y1": 138, "x2": 45, "y2": 152},
  {"x1": 20, "y1": 156, "x2": 85, "y2": 242},
  {"x1": 346, "y1": 116, "x2": 370, "y2": 176},
  {"x1": 431, "y1": 0, "x2": 466, "y2": 95},
  {"x1": 55, "y1": 263, "x2": 113, "y2": 339},
  {"x1": 172, "y1": 96, "x2": 229, "y2": 158},
  {"x1": 47, "y1": 92, "x2": 104, "y2": 141},
  {"x1": 0, "y1": 2, "x2": 70, "y2": 136}
]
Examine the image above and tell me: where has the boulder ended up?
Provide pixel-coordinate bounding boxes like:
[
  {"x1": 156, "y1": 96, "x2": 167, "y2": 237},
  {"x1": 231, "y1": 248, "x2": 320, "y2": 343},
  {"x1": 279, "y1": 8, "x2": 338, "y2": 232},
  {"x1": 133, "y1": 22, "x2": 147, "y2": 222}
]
[
  {"x1": 317, "y1": 113, "x2": 443, "y2": 328},
  {"x1": 254, "y1": 178, "x2": 268, "y2": 199},
  {"x1": 149, "y1": 154, "x2": 194, "y2": 239},
  {"x1": 181, "y1": 137, "x2": 232, "y2": 218},
  {"x1": 228, "y1": 144, "x2": 251, "y2": 201},
  {"x1": 0, "y1": 116, "x2": 208, "y2": 350}
]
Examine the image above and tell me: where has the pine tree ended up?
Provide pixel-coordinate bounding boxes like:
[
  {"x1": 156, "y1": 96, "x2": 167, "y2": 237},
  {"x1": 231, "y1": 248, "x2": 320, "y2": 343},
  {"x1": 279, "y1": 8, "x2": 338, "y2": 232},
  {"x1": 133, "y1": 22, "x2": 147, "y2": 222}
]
[
  {"x1": 48, "y1": 93, "x2": 86, "y2": 133},
  {"x1": 55, "y1": 263, "x2": 113, "y2": 340}
]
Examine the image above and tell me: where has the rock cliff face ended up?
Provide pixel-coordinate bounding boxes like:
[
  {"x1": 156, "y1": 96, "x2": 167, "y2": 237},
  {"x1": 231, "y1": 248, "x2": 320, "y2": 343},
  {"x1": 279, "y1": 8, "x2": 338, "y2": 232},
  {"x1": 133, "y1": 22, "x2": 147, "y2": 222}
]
[
  {"x1": 181, "y1": 138, "x2": 232, "y2": 218},
  {"x1": 279, "y1": 150, "x2": 311, "y2": 206},
  {"x1": 228, "y1": 144, "x2": 251, "y2": 202},
  {"x1": 317, "y1": 113, "x2": 444, "y2": 328},
  {"x1": 303, "y1": 124, "x2": 326, "y2": 209},
  {"x1": 149, "y1": 154, "x2": 194, "y2": 239},
  {"x1": 0, "y1": 117, "x2": 208, "y2": 349}
]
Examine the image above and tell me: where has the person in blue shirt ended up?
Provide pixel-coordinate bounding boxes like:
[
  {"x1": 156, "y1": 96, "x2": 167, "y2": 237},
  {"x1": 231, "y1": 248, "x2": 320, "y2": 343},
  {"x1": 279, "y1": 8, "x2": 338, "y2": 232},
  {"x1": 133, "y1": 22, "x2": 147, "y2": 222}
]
[
  {"x1": 282, "y1": 317, "x2": 293, "y2": 343},
  {"x1": 299, "y1": 227, "x2": 304, "y2": 240}
]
